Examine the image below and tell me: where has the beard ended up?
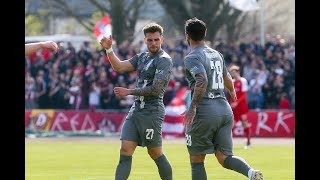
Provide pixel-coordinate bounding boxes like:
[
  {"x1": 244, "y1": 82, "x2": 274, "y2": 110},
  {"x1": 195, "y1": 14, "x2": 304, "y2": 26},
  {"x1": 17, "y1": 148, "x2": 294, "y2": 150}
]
[{"x1": 148, "y1": 46, "x2": 160, "y2": 54}]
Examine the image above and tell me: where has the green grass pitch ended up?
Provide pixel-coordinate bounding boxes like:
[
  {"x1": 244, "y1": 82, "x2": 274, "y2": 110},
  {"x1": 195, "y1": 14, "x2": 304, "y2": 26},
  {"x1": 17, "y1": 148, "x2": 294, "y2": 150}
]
[{"x1": 25, "y1": 138, "x2": 294, "y2": 180}]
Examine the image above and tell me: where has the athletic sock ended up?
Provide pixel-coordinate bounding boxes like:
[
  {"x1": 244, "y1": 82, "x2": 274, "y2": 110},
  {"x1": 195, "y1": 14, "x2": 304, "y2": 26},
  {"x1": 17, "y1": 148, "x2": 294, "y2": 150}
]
[
  {"x1": 154, "y1": 154, "x2": 173, "y2": 180},
  {"x1": 115, "y1": 155, "x2": 132, "y2": 180},
  {"x1": 191, "y1": 162, "x2": 207, "y2": 180},
  {"x1": 223, "y1": 155, "x2": 251, "y2": 177},
  {"x1": 244, "y1": 127, "x2": 251, "y2": 145},
  {"x1": 248, "y1": 169, "x2": 254, "y2": 179}
]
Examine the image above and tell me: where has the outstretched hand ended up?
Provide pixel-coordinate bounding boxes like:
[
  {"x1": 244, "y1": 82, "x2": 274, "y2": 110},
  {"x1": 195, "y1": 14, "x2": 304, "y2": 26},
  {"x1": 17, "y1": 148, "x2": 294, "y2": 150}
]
[
  {"x1": 100, "y1": 35, "x2": 113, "y2": 49},
  {"x1": 229, "y1": 91, "x2": 237, "y2": 101},
  {"x1": 40, "y1": 41, "x2": 59, "y2": 54},
  {"x1": 114, "y1": 87, "x2": 130, "y2": 97}
]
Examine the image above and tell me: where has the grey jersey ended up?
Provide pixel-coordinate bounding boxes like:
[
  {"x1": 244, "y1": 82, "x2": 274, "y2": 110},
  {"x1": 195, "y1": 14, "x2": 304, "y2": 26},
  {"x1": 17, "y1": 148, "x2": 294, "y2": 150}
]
[
  {"x1": 129, "y1": 49, "x2": 173, "y2": 108},
  {"x1": 184, "y1": 45, "x2": 227, "y2": 100}
]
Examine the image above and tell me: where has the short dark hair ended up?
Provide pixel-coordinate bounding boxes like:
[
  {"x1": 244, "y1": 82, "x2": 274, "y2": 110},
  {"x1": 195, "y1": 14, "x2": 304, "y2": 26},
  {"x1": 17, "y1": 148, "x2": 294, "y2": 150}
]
[
  {"x1": 229, "y1": 65, "x2": 240, "y2": 71},
  {"x1": 185, "y1": 17, "x2": 207, "y2": 41},
  {"x1": 143, "y1": 23, "x2": 163, "y2": 36}
]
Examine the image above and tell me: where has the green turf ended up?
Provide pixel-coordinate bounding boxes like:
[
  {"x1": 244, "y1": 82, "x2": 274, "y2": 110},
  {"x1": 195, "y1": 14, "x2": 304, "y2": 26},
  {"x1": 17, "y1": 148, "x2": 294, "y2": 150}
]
[{"x1": 25, "y1": 139, "x2": 294, "y2": 180}]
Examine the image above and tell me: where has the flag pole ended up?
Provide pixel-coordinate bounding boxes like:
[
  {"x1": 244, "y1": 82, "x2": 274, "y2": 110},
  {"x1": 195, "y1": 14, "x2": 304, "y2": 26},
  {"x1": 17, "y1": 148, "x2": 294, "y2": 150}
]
[{"x1": 259, "y1": 0, "x2": 265, "y2": 48}]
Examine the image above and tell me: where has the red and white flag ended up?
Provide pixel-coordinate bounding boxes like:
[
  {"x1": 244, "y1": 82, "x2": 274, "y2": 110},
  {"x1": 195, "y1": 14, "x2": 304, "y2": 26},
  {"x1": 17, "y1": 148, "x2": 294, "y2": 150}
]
[
  {"x1": 163, "y1": 87, "x2": 189, "y2": 138},
  {"x1": 94, "y1": 16, "x2": 112, "y2": 42}
]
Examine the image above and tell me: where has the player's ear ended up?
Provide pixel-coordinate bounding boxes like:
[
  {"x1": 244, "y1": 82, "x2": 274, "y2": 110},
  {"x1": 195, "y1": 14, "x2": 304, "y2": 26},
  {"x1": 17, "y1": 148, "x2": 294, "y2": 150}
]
[
  {"x1": 186, "y1": 34, "x2": 190, "y2": 41},
  {"x1": 144, "y1": 37, "x2": 147, "y2": 44}
]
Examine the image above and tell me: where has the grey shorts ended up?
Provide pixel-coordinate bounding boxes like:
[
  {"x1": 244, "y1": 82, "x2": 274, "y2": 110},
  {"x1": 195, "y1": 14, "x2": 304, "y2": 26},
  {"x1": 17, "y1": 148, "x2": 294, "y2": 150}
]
[
  {"x1": 185, "y1": 102, "x2": 234, "y2": 156},
  {"x1": 120, "y1": 105, "x2": 165, "y2": 147}
]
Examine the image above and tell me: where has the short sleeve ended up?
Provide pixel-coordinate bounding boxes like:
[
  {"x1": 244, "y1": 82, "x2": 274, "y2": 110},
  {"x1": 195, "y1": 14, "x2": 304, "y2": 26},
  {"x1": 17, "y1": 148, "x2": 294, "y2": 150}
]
[
  {"x1": 128, "y1": 54, "x2": 139, "y2": 69},
  {"x1": 184, "y1": 55, "x2": 206, "y2": 78}
]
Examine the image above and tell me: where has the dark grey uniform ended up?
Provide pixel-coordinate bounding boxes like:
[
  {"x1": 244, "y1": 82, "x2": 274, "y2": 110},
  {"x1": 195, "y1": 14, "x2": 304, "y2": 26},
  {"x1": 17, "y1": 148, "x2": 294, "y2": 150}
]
[
  {"x1": 184, "y1": 45, "x2": 234, "y2": 156},
  {"x1": 120, "y1": 49, "x2": 173, "y2": 147}
]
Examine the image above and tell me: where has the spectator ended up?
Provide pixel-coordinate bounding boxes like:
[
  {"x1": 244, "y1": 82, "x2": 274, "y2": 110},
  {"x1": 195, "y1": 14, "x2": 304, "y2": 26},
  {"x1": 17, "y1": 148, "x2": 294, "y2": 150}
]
[
  {"x1": 25, "y1": 72, "x2": 37, "y2": 109},
  {"x1": 68, "y1": 75, "x2": 82, "y2": 110},
  {"x1": 24, "y1": 35, "x2": 294, "y2": 111},
  {"x1": 88, "y1": 82, "x2": 101, "y2": 111},
  {"x1": 34, "y1": 75, "x2": 48, "y2": 109},
  {"x1": 278, "y1": 92, "x2": 291, "y2": 110}
]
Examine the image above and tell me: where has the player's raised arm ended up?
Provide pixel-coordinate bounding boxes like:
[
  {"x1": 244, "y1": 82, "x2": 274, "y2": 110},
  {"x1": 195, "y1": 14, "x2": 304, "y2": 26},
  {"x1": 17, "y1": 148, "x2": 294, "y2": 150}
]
[
  {"x1": 25, "y1": 41, "x2": 59, "y2": 56},
  {"x1": 100, "y1": 35, "x2": 135, "y2": 72}
]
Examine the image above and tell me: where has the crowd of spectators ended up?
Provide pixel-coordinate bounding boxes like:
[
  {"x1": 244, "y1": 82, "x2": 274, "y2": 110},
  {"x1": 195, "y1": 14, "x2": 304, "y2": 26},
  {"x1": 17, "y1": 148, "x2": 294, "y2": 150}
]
[{"x1": 25, "y1": 35, "x2": 295, "y2": 111}]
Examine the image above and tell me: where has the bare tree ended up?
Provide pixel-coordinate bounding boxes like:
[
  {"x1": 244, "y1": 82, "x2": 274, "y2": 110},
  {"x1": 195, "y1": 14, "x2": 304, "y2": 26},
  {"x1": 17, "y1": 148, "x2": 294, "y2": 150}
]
[
  {"x1": 235, "y1": 0, "x2": 294, "y2": 41},
  {"x1": 262, "y1": 0, "x2": 294, "y2": 37},
  {"x1": 42, "y1": 0, "x2": 144, "y2": 45},
  {"x1": 157, "y1": 0, "x2": 244, "y2": 41},
  {"x1": 225, "y1": 13, "x2": 249, "y2": 42}
]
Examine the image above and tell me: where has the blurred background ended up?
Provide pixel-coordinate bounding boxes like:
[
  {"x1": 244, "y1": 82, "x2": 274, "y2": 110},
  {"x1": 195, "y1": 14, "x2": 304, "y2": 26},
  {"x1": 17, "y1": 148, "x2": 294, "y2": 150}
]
[{"x1": 25, "y1": 0, "x2": 295, "y2": 138}]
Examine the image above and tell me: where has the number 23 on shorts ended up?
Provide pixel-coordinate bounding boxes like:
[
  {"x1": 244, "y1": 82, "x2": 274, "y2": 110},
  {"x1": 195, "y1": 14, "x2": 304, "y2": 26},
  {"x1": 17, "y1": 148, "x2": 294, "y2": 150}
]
[{"x1": 186, "y1": 134, "x2": 192, "y2": 146}]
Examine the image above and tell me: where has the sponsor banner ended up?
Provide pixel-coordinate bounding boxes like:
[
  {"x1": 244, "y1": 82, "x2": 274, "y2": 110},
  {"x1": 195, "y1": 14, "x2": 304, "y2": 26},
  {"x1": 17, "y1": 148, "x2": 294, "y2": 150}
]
[
  {"x1": 232, "y1": 110, "x2": 295, "y2": 137},
  {"x1": 30, "y1": 109, "x2": 55, "y2": 131},
  {"x1": 50, "y1": 111, "x2": 126, "y2": 133},
  {"x1": 25, "y1": 110, "x2": 31, "y2": 128},
  {"x1": 24, "y1": 110, "x2": 295, "y2": 137},
  {"x1": 163, "y1": 110, "x2": 295, "y2": 138}
]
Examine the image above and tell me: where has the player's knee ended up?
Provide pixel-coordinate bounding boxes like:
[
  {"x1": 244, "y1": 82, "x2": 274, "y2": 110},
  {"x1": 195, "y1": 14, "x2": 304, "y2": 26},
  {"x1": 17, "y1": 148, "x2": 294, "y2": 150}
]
[
  {"x1": 190, "y1": 154, "x2": 206, "y2": 163},
  {"x1": 148, "y1": 150, "x2": 162, "y2": 159},
  {"x1": 119, "y1": 145, "x2": 136, "y2": 156},
  {"x1": 215, "y1": 150, "x2": 227, "y2": 167},
  {"x1": 119, "y1": 140, "x2": 137, "y2": 156},
  {"x1": 119, "y1": 147, "x2": 133, "y2": 156},
  {"x1": 147, "y1": 146, "x2": 163, "y2": 159}
]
